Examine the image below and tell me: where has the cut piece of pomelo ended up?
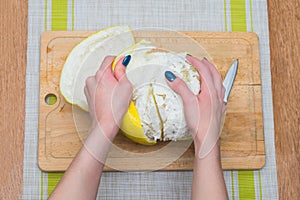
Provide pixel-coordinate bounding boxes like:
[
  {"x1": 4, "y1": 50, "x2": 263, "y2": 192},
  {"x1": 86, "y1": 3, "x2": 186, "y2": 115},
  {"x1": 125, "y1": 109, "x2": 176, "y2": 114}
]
[
  {"x1": 60, "y1": 25, "x2": 135, "y2": 111},
  {"x1": 114, "y1": 41, "x2": 200, "y2": 144},
  {"x1": 60, "y1": 26, "x2": 200, "y2": 146}
]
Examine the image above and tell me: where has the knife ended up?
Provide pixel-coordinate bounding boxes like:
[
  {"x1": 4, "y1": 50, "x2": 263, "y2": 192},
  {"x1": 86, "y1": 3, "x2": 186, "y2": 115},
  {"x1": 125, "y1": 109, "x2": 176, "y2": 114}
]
[{"x1": 223, "y1": 59, "x2": 238, "y2": 104}]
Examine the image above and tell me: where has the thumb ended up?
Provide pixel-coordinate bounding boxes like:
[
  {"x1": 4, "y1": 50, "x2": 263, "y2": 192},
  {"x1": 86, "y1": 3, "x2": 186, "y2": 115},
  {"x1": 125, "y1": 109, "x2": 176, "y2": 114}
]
[
  {"x1": 113, "y1": 54, "x2": 132, "y2": 91},
  {"x1": 165, "y1": 71, "x2": 195, "y2": 103},
  {"x1": 113, "y1": 55, "x2": 133, "y2": 114},
  {"x1": 114, "y1": 55, "x2": 131, "y2": 81}
]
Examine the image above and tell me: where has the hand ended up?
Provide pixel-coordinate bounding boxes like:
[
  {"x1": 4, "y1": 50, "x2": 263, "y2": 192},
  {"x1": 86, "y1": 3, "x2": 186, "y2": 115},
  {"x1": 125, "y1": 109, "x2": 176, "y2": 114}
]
[
  {"x1": 49, "y1": 56, "x2": 133, "y2": 200},
  {"x1": 165, "y1": 55, "x2": 226, "y2": 158},
  {"x1": 84, "y1": 55, "x2": 133, "y2": 140}
]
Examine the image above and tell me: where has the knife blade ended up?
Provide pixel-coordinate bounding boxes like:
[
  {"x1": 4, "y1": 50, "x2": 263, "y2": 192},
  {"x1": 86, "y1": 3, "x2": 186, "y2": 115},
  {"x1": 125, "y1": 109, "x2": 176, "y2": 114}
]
[{"x1": 223, "y1": 59, "x2": 238, "y2": 104}]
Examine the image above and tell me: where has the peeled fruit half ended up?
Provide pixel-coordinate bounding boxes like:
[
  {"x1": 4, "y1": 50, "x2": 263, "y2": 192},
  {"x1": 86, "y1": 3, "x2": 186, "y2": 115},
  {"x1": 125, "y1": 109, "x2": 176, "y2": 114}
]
[{"x1": 60, "y1": 26, "x2": 200, "y2": 145}]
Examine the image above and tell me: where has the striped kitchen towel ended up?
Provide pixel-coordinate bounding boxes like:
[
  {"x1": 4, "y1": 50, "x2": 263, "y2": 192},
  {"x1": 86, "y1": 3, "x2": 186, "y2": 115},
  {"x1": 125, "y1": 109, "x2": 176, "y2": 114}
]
[{"x1": 23, "y1": 0, "x2": 278, "y2": 199}]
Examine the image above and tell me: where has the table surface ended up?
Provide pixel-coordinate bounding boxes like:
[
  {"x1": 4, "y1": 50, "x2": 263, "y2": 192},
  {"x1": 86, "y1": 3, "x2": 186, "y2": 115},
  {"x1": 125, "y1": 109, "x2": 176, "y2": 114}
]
[{"x1": 0, "y1": 0, "x2": 299, "y2": 199}]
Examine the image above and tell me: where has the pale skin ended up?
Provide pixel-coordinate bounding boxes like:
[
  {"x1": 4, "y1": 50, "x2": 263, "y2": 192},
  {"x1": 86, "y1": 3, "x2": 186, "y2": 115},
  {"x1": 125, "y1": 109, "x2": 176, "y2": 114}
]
[
  {"x1": 49, "y1": 55, "x2": 228, "y2": 200},
  {"x1": 167, "y1": 56, "x2": 228, "y2": 200}
]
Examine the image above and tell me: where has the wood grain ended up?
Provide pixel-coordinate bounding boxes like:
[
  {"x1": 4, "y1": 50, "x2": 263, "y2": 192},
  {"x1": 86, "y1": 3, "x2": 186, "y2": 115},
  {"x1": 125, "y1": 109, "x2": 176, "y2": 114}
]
[
  {"x1": 0, "y1": 0, "x2": 27, "y2": 199},
  {"x1": 268, "y1": 0, "x2": 300, "y2": 199},
  {"x1": 38, "y1": 31, "x2": 265, "y2": 171},
  {"x1": 0, "y1": 0, "x2": 299, "y2": 198}
]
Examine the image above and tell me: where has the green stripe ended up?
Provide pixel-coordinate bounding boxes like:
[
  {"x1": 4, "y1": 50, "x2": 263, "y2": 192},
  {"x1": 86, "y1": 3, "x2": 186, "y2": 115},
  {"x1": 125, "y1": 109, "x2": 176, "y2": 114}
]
[
  {"x1": 44, "y1": 0, "x2": 48, "y2": 30},
  {"x1": 231, "y1": 171, "x2": 235, "y2": 200},
  {"x1": 230, "y1": 0, "x2": 247, "y2": 31},
  {"x1": 250, "y1": 0, "x2": 254, "y2": 31},
  {"x1": 230, "y1": 1, "x2": 257, "y2": 199},
  {"x1": 258, "y1": 171, "x2": 262, "y2": 200},
  {"x1": 52, "y1": 0, "x2": 68, "y2": 30},
  {"x1": 48, "y1": 95, "x2": 57, "y2": 105},
  {"x1": 238, "y1": 171, "x2": 256, "y2": 200},
  {"x1": 46, "y1": 0, "x2": 69, "y2": 198},
  {"x1": 48, "y1": 173, "x2": 64, "y2": 197},
  {"x1": 72, "y1": 0, "x2": 75, "y2": 30},
  {"x1": 224, "y1": 0, "x2": 228, "y2": 31},
  {"x1": 40, "y1": 172, "x2": 44, "y2": 200}
]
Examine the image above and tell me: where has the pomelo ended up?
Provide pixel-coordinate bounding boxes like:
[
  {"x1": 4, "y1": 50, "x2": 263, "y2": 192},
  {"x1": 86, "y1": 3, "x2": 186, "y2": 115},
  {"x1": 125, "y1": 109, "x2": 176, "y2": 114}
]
[{"x1": 60, "y1": 26, "x2": 200, "y2": 145}]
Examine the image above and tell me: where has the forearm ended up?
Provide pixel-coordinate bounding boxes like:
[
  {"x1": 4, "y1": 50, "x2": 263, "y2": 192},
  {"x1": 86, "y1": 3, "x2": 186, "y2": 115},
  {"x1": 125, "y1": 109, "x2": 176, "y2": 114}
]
[
  {"x1": 191, "y1": 141, "x2": 228, "y2": 200},
  {"x1": 49, "y1": 126, "x2": 116, "y2": 200}
]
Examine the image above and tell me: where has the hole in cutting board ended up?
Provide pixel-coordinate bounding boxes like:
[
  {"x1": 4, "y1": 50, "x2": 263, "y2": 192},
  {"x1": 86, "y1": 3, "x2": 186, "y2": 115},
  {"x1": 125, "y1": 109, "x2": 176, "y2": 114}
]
[{"x1": 45, "y1": 93, "x2": 57, "y2": 105}]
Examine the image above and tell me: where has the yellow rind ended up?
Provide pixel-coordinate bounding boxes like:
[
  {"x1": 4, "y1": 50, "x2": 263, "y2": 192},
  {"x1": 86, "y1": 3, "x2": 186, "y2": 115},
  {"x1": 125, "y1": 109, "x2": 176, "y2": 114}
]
[
  {"x1": 112, "y1": 41, "x2": 157, "y2": 145},
  {"x1": 120, "y1": 102, "x2": 156, "y2": 145},
  {"x1": 115, "y1": 83, "x2": 157, "y2": 145}
]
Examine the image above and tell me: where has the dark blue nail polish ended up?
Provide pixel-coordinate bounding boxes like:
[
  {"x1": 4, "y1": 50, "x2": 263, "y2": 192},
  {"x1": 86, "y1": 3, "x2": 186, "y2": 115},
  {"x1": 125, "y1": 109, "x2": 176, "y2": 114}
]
[
  {"x1": 186, "y1": 53, "x2": 192, "y2": 57},
  {"x1": 122, "y1": 55, "x2": 131, "y2": 66},
  {"x1": 165, "y1": 71, "x2": 176, "y2": 82}
]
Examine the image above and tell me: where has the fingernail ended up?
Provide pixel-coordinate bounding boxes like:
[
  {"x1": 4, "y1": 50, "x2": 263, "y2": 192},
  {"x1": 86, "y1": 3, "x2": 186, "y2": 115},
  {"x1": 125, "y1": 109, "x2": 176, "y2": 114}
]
[
  {"x1": 186, "y1": 53, "x2": 193, "y2": 57},
  {"x1": 165, "y1": 71, "x2": 176, "y2": 82},
  {"x1": 203, "y1": 57, "x2": 208, "y2": 61},
  {"x1": 122, "y1": 55, "x2": 131, "y2": 67}
]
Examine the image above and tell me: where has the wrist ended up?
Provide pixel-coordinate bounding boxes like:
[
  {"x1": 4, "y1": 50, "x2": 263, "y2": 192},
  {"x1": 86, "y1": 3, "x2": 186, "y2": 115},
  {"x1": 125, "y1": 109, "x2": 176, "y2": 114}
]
[
  {"x1": 83, "y1": 126, "x2": 115, "y2": 164},
  {"x1": 90, "y1": 120, "x2": 119, "y2": 141},
  {"x1": 193, "y1": 125, "x2": 222, "y2": 158},
  {"x1": 194, "y1": 142, "x2": 222, "y2": 169},
  {"x1": 194, "y1": 138, "x2": 221, "y2": 160}
]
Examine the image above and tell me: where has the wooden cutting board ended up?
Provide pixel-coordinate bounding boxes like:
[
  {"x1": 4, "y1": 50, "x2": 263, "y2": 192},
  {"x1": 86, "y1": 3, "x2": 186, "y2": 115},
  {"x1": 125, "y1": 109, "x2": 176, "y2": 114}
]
[{"x1": 38, "y1": 31, "x2": 265, "y2": 171}]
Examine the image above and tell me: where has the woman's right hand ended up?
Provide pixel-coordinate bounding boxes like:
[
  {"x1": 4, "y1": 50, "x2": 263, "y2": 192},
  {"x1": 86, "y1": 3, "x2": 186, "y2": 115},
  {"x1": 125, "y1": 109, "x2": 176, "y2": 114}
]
[{"x1": 165, "y1": 55, "x2": 226, "y2": 158}]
